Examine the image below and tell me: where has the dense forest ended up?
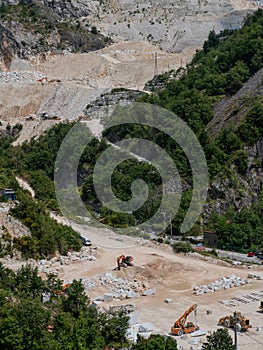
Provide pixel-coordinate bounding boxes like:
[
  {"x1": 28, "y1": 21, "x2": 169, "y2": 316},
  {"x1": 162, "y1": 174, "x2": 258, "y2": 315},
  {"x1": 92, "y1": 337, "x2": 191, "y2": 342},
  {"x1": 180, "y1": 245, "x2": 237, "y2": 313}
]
[{"x1": 0, "y1": 10, "x2": 263, "y2": 259}]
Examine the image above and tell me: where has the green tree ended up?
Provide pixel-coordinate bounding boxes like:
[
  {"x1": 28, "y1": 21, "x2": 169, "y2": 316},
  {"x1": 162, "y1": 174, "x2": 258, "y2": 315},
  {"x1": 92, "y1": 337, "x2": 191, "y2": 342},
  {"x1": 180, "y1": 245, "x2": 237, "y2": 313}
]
[
  {"x1": 61, "y1": 280, "x2": 89, "y2": 317},
  {"x1": 100, "y1": 310, "x2": 129, "y2": 349},
  {"x1": 15, "y1": 264, "x2": 45, "y2": 298},
  {"x1": 132, "y1": 334, "x2": 178, "y2": 349},
  {"x1": 202, "y1": 328, "x2": 234, "y2": 350}
]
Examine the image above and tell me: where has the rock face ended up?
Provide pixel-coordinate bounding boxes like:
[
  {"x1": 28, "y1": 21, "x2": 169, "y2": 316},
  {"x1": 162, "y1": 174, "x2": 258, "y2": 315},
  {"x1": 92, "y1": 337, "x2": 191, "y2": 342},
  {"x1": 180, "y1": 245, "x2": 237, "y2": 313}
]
[
  {"x1": 208, "y1": 67, "x2": 263, "y2": 139},
  {"x1": 0, "y1": 24, "x2": 20, "y2": 70},
  {"x1": 41, "y1": 0, "x2": 94, "y2": 18},
  {"x1": 89, "y1": 0, "x2": 258, "y2": 52},
  {"x1": 202, "y1": 158, "x2": 263, "y2": 221},
  {"x1": 0, "y1": 0, "x2": 95, "y2": 17},
  {"x1": 0, "y1": 0, "x2": 110, "y2": 70}
]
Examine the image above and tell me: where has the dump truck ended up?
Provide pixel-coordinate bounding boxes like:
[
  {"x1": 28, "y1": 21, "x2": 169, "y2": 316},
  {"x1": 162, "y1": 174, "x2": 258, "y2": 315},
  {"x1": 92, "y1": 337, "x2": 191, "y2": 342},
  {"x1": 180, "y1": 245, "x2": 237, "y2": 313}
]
[
  {"x1": 171, "y1": 304, "x2": 199, "y2": 336},
  {"x1": 218, "y1": 312, "x2": 252, "y2": 331}
]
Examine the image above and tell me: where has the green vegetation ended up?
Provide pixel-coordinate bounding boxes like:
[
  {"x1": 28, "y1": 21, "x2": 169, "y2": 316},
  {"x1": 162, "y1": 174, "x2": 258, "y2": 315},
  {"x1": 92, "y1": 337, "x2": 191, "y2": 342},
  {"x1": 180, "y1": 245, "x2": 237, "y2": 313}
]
[
  {"x1": 132, "y1": 334, "x2": 178, "y2": 349},
  {"x1": 202, "y1": 328, "x2": 234, "y2": 350},
  {"x1": 1, "y1": 11, "x2": 263, "y2": 257},
  {"x1": 173, "y1": 241, "x2": 193, "y2": 253},
  {"x1": 0, "y1": 125, "x2": 81, "y2": 259},
  {"x1": 207, "y1": 198, "x2": 263, "y2": 253},
  {"x1": 0, "y1": 263, "x2": 129, "y2": 350},
  {"x1": 137, "y1": 10, "x2": 263, "y2": 251}
]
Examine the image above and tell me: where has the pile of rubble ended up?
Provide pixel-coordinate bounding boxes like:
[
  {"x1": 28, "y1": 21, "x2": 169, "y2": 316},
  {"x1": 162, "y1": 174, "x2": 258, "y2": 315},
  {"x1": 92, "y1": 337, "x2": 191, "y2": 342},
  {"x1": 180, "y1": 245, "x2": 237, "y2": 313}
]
[
  {"x1": 92, "y1": 272, "x2": 156, "y2": 304},
  {"x1": 0, "y1": 71, "x2": 43, "y2": 84},
  {"x1": 193, "y1": 275, "x2": 248, "y2": 295},
  {"x1": 247, "y1": 273, "x2": 263, "y2": 280},
  {"x1": 38, "y1": 246, "x2": 97, "y2": 274}
]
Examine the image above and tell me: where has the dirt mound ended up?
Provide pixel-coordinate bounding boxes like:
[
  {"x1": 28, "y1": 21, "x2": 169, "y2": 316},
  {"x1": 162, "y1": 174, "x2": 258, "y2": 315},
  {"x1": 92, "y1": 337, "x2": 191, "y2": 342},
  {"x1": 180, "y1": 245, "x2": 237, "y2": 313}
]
[{"x1": 119, "y1": 258, "x2": 192, "y2": 286}]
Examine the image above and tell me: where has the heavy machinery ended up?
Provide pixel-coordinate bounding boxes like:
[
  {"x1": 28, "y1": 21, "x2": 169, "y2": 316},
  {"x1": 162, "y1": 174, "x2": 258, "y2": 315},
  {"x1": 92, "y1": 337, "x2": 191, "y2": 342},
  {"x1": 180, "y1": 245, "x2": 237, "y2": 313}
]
[
  {"x1": 259, "y1": 301, "x2": 263, "y2": 311},
  {"x1": 117, "y1": 255, "x2": 134, "y2": 270},
  {"x1": 218, "y1": 312, "x2": 252, "y2": 331},
  {"x1": 53, "y1": 283, "x2": 71, "y2": 296},
  {"x1": 171, "y1": 304, "x2": 199, "y2": 336}
]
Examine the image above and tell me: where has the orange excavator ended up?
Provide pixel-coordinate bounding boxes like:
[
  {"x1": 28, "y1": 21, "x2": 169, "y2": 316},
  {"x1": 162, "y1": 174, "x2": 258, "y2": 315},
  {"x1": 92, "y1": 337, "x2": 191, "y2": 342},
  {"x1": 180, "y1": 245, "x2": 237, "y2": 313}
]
[
  {"x1": 171, "y1": 304, "x2": 199, "y2": 336},
  {"x1": 53, "y1": 283, "x2": 71, "y2": 296},
  {"x1": 117, "y1": 255, "x2": 134, "y2": 270}
]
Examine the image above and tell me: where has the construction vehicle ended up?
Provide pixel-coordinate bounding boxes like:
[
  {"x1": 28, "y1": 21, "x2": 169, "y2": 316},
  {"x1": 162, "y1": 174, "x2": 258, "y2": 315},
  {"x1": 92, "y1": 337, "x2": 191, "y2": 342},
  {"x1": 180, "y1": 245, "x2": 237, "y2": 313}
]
[
  {"x1": 53, "y1": 283, "x2": 71, "y2": 296},
  {"x1": 171, "y1": 304, "x2": 199, "y2": 336},
  {"x1": 259, "y1": 301, "x2": 263, "y2": 312},
  {"x1": 218, "y1": 312, "x2": 252, "y2": 331},
  {"x1": 117, "y1": 255, "x2": 134, "y2": 270}
]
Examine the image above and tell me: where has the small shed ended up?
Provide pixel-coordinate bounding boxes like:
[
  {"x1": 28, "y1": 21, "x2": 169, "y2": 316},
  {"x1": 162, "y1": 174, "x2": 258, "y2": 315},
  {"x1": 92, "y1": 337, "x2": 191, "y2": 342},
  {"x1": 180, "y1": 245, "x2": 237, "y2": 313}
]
[
  {"x1": 1, "y1": 188, "x2": 16, "y2": 201},
  {"x1": 203, "y1": 230, "x2": 218, "y2": 248}
]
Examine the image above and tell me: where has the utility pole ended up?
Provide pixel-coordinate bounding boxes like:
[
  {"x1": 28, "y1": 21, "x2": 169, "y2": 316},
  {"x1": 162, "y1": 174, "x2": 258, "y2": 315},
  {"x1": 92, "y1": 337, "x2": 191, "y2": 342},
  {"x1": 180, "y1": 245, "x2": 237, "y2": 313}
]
[{"x1": 234, "y1": 312, "x2": 238, "y2": 350}]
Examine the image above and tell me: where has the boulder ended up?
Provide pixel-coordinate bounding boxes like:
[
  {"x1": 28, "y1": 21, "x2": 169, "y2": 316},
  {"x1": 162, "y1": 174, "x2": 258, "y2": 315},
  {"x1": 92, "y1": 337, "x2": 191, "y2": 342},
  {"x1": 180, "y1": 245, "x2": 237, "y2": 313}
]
[
  {"x1": 142, "y1": 288, "x2": 156, "y2": 296},
  {"x1": 164, "y1": 298, "x2": 174, "y2": 303}
]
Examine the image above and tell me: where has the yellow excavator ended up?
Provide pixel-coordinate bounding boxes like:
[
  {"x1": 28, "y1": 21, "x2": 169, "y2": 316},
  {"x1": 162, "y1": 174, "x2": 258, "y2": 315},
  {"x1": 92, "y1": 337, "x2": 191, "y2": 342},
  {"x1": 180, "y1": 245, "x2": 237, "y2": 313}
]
[{"x1": 171, "y1": 304, "x2": 199, "y2": 336}]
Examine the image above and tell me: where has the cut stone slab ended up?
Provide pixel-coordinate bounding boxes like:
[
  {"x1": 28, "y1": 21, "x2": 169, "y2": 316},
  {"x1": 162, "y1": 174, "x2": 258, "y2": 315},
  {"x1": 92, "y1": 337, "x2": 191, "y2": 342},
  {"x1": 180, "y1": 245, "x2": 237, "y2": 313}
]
[
  {"x1": 129, "y1": 311, "x2": 140, "y2": 326},
  {"x1": 138, "y1": 322, "x2": 156, "y2": 333},
  {"x1": 127, "y1": 291, "x2": 139, "y2": 299},
  {"x1": 93, "y1": 296, "x2": 104, "y2": 302},
  {"x1": 104, "y1": 293, "x2": 113, "y2": 302},
  {"x1": 164, "y1": 298, "x2": 174, "y2": 303},
  {"x1": 142, "y1": 288, "x2": 156, "y2": 296}
]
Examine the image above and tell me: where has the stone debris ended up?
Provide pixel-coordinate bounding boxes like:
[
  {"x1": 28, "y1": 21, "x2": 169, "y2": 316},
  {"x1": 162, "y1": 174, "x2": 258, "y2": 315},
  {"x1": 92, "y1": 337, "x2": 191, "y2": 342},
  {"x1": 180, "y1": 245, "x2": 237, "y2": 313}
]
[
  {"x1": 37, "y1": 246, "x2": 97, "y2": 274},
  {"x1": 193, "y1": 275, "x2": 248, "y2": 295},
  {"x1": 247, "y1": 273, "x2": 263, "y2": 280},
  {"x1": 41, "y1": 292, "x2": 51, "y2": 303},
  {"x1": 0, "y1": 71, "x2": 44, "y2": 84},
  {"x1": 128, "y1": 311, "x2": 139, "y2": 326},
  {"x1": 104, "y1": 293, "x2": 114, "y2": 303},
  {"x1": 99, "y1": 272, "x2": 146, "y2": 300},
  {"x1": 142, "y1": 288, "x2": 156, "y2": 296},
  {"x1": 81, "y1": 277, "x2": 95, "y2": 291},
  {"x1": 164, "y1": 298, "x2": 174, "y2": 303}
]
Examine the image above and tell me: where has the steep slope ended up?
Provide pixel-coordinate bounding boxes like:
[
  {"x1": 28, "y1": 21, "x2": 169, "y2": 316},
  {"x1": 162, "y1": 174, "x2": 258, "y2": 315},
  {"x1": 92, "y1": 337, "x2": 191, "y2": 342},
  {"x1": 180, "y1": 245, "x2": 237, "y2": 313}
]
[
  {"x1": 87, "y1": 0, "x2": 259, "y2": 52},
  {"x1": 0, "y1": 0, "x2": 110, "y2": 70},
  {"x1": 207, "y1": 67, "x2": 263, "y2": 139}
]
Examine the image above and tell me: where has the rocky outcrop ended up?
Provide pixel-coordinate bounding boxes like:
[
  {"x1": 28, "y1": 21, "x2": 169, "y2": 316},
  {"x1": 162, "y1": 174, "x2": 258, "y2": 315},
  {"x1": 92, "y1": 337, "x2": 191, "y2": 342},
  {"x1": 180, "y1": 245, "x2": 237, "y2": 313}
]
[
  {"x1": 0, "y1": 24, "x2": 20, "y2": 70},
  {"x1": 0, "y1": 0, "x2": 96, "y2": 18},
  {"x1": 0, "y1": 1, "x2": 110, "y2": 70},
  {"x1": 41, "y1": 0, "x2": 93, "y2": 18},
  {"x1": 207, "y1": 67, "x2": 263, "y2": 139},
  {"x1": 202, "y1": 145, "x2": 263, "y2": 221}
]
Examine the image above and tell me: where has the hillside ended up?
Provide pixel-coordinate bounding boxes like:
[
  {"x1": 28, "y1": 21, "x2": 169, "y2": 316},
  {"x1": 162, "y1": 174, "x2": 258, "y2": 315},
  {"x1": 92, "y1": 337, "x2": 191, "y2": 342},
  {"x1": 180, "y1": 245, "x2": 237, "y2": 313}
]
[
  {"x1": 0, "y1": 0, "x2": 260, "y2": 132},
  {"x1": 0, "y1": 9, "x2": 263, "y2": 259},
  {"x1": 0, "y1": 0, "x2": 110, "y2": 71},
  {"x1": 88, "y1": 0, "x2": 258, "y2": 52},
  {"x1": 1, "y1": 6, "x2": 263, "y2": 350}
]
